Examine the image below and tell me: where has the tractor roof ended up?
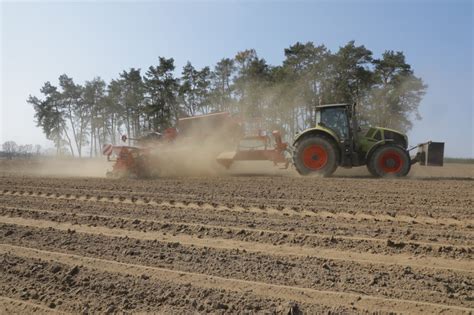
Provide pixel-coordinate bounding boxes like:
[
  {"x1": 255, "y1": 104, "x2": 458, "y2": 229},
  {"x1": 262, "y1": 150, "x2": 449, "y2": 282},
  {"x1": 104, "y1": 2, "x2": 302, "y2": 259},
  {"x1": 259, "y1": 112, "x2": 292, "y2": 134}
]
[{"x1": 315, "y1": 103, "x2": 351, "y2": 109}]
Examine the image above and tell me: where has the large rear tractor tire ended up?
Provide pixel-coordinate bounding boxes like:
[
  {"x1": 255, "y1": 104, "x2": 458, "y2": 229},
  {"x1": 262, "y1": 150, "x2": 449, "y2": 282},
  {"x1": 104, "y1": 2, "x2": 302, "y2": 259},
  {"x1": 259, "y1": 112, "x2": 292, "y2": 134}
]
[
  {"x1": 293, "y1": 136, "x2": 338, "y2": 177},
  {"x1": 368, "y1": 144, "x2": 410, "y2": 177}
]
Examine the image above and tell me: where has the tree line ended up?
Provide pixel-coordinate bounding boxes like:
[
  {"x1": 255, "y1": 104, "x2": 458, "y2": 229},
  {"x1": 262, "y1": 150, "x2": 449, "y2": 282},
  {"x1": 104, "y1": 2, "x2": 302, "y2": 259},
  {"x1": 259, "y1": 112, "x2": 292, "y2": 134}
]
[
  {"x1": 28, "y1": 41, "x2": 427, "y2": 157},
  {"x1": 1, "y1": 141, "x2": 42, "y2": 159}
]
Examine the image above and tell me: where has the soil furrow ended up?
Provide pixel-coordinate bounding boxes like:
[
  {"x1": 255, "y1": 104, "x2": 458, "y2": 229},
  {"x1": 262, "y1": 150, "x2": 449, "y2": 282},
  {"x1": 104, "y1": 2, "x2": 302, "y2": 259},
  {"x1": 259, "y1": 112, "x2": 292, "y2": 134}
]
[
  {"x1": 1, "y1": 243, "x2": 472, "y2": 314},
  {"x1": 0, "y1": 169, "x2": 472, "y2": 313},
  {"x1": 2, "y1": 195, "x2": 471, "y2": 248},
  {"x1": 0, "y1": 296, "x2": 66, "y2": 314},
  {"x1": 0, "y1": 176, "x2": 471, "y2": 220},
  {"x1": 2, "y1": 223, "x2": 473, "y2": 308},
  {"x1": 1, "y1": 252, "x2": 307, "y2": 314},
  {"x1": 1, "y1": 190, "x2": 471, "y2": 228},
  {"x1": 1, "y1": 206, "x2": 472, "y2": 260},
  {"x1": 1, "y1": 215, "x2": 472, "y2": 272}
]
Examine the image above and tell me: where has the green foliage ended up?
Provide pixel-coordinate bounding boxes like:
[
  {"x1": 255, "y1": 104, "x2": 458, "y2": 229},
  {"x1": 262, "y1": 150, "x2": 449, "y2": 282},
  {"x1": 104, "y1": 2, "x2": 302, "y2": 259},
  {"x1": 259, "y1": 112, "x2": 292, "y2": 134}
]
[
  {"x1": 28, "y1": 82, "x2": 66, "y2": 154},
  {"x1": 367, "y1": 51, "x2": 427, "y2": 131},
  {"x1": 144, "y1": 57, "x2": 179, "y2": 130},
  {"x1": 209, "y1": 58, "x2": 235, "y2": 112},
  {"x1": 29, "y1": 41, "x2": 426, "y2": 156},
  {"x1": 179, "y1": 62, "x2": 211, "y2": 116}
]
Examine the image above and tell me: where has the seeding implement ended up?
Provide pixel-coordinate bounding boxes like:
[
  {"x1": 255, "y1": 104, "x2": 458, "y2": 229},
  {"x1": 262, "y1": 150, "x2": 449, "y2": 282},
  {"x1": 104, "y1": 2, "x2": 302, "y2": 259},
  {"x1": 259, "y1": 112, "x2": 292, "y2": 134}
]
[{"x1": 103, "y1": 111, "x2": 291, "y2": 178}]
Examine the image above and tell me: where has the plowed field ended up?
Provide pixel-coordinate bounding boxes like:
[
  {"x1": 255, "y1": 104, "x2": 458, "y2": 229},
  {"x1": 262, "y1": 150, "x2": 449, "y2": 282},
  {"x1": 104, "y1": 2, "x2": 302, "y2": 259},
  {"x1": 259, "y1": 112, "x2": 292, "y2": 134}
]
[{"x1": 0, "y1": 162, "x2": 473, "y2": 314}]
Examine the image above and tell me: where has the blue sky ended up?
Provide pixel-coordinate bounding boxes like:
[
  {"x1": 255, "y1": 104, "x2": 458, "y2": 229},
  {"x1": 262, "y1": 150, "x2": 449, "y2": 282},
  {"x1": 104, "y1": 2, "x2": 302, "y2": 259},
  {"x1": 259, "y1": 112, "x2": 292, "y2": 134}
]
[{"x1": 1, "y1": 0, "x2": 473, "y2": 157}]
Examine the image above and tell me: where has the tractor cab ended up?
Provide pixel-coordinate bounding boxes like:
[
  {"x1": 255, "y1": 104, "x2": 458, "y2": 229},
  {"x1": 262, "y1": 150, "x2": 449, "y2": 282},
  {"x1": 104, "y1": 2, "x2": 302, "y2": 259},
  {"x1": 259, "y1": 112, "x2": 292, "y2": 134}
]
[
  {"x1": 313, "y1": 103, "x2": 361, "y2": 167},
  {"x1": 315, "y1": 104, "x2": 352, "y2": 140}
]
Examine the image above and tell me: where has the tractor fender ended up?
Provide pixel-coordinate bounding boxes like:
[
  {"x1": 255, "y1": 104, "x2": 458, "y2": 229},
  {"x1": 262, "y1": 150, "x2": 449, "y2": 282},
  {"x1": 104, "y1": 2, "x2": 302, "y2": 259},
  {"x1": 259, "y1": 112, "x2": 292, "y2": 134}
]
[
  {"x1": 293, "y1": 127, "x2": 340, "y2": 147},
  {"x1": 365, "y1": 139, "x2": 401, "y2": 161}
]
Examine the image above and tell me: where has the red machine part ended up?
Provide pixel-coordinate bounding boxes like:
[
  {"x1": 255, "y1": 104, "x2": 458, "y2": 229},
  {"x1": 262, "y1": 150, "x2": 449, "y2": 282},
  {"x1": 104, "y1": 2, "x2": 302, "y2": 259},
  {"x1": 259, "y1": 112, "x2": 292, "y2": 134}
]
[
  {"x1": 163, "y1": 128, "x2": 178, "y2": 142},
  {"x1": 216, "y1": 130, "x2": 289, "y2": 169},
  {"x1": 302, "y1": 144, "x2": 328, "y2": 170},
  {"x1": 103, "y1": 145, "x2": 152, "y2": 178},
  {"x1": 378, "y1": 149, "x2": 403, "y2": 174},
  {"x1": 102, "y1": 144, "x2": 113, "y2": 156}
]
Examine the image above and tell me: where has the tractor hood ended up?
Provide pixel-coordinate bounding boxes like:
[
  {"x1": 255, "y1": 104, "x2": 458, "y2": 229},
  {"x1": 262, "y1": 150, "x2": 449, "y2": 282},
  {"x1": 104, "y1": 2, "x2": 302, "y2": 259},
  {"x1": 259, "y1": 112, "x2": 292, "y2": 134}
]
[
  {"x1": 374, "y1": 126, "x2": 407, "y2": 136},
  {"x1": 364, "y1": 127, "x2": 408, "y2": 149}
]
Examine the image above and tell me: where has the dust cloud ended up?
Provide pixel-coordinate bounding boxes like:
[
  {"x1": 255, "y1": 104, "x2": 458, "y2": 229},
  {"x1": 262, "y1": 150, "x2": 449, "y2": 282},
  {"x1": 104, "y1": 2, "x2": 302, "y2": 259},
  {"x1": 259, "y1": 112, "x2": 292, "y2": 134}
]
[
  {"x1": 136, "y1": 121, "x2": 240, "y2": 177},
  {"x1": 0, "y1": 158, "x2": 109, "y2": 178},
  {"x1": 149, "y1": 143, "x2": 288, "y2": 177},
  {"x1": 148, "y1": 138, "x2": 232, "y2": 177}
]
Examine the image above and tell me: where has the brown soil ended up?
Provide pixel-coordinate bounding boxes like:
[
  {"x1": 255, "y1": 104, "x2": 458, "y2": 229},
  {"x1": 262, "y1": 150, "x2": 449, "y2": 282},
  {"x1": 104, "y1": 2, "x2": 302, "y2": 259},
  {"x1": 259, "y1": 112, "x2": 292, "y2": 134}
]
[{"x1": 0, "y1": 161, "x2": 473, "y2": 314}]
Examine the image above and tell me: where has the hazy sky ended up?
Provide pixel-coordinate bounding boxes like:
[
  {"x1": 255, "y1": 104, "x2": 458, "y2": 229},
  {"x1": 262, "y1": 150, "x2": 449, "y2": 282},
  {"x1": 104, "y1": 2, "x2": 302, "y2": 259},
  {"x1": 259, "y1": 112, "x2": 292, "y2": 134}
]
[{"x1": 1, "y1": 0, "x2": 473, "y2": 157}]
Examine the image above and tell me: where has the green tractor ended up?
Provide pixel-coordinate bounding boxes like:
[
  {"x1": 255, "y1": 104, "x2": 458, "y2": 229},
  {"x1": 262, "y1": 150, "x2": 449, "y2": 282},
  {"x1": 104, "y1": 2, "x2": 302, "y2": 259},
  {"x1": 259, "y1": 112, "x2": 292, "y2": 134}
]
[{"x1": 292, "y1": 103, "x2": 444, "y2": 177}]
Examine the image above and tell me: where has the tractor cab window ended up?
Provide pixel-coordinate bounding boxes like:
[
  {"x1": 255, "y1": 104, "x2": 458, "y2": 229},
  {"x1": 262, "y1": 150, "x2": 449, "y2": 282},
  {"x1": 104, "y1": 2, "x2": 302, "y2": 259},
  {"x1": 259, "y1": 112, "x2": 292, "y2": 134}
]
[
  {"x1": 319, "y1": 107, "x2": 349, "y2": 139},
  {"x1": 374, "y1": 130, "x2": 382, "y2": 141}
]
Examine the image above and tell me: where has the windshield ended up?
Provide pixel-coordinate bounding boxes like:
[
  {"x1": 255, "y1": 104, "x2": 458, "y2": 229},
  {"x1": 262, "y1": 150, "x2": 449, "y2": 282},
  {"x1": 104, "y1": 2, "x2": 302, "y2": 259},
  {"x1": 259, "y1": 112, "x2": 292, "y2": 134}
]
[{"x1": 319, "y1": 107, "x2": 349, "y2": 139}]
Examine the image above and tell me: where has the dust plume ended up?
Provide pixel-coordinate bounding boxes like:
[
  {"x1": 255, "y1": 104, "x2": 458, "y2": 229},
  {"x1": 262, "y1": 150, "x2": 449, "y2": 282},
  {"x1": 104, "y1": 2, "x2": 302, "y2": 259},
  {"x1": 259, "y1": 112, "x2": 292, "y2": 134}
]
[
  {"x1": 149, "y1": 139, "x2": 231, "y2": 177},
  {"x1": 36, "y1": 158, "x2": 110, "y2": 178},
  {"x1": 137, "y1": 120, "x2": 239, "y2": 177},
  {"x1": 0, "y1": 158, "x2": 109, "y2": 178},
  {"x1": 147, "y1": 141, "x2": 288, "y2": 177}
]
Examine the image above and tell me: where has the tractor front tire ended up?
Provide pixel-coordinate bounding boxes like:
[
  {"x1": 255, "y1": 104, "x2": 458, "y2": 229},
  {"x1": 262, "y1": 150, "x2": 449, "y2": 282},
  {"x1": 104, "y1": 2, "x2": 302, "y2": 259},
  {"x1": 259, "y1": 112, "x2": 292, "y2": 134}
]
[
  {"x1": 293, "y1": 136, "x2": 338, "y2": 177},
  {"x1": 368, "y1": 144, "x2": 410, "y2": 177}
]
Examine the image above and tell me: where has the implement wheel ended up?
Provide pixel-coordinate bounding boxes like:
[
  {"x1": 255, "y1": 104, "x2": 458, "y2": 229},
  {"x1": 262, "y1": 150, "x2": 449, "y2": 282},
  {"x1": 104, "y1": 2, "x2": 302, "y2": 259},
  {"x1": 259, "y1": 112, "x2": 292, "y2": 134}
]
[
  {"x1": 293, "y1": 136, "x2": 337, "y2": 177},
  {"x1": 368, "y1": 144, "x2": 410, "y2": 177}
]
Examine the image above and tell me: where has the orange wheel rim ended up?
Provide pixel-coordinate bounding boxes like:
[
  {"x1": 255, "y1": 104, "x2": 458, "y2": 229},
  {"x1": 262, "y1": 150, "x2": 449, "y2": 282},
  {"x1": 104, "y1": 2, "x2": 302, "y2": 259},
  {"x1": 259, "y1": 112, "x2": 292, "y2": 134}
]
[
  {"x1": 379, "y1": 150, "x2": 403, "y2": 173},
  {"x1": 302, "y1": 145, "x2": 328, "y2": 170}
]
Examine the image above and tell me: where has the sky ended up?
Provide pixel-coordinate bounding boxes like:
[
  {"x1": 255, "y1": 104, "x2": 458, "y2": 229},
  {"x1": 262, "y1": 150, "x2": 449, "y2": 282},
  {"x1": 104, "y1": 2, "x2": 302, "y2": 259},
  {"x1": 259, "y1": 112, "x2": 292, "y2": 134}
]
[{"x1": 1, "y1": 0, "x2": 473, "y2": 157}]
